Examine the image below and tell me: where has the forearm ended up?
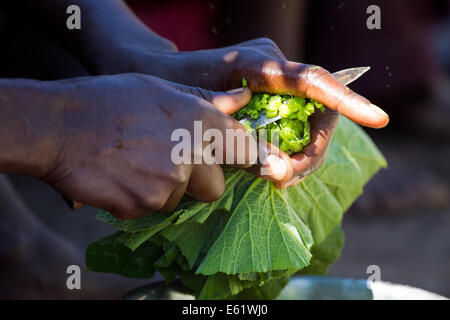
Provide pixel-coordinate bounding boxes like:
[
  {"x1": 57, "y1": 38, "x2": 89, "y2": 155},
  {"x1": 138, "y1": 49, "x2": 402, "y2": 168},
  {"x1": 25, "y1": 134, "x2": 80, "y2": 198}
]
[
  {"x1": 18, "y1": 0, "x2": 176, "y2": 74},
  {"x1": 0, "y1": 79, "x2": 63, "y2": 177}
]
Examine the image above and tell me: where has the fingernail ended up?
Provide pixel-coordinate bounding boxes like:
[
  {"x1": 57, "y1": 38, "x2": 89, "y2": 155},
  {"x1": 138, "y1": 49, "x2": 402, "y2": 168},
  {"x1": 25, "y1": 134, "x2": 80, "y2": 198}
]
[
  {"x1": 226, "y1": 87, "x2": 245, "y2": 94},
  {"x1": 262, "y1": 154, "x2": 288, "y2": 180},
  {"x1": 369, "y1": 103, "x2": 388, "y2": 118}
]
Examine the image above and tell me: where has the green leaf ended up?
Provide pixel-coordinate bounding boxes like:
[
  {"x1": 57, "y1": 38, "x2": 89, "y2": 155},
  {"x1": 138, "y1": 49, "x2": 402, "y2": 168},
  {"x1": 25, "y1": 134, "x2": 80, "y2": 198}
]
[
  {"x1": 156, "y1": 262, "x2": 182, "y2": 283},
  {"x1": 96, "y1": 210, "x2": 177, "y2": 233},
  {"x1": 198, "y1": 273, "x2": 258, "y2": 300},
  {"x1": 96, "y1": 209, "x2": 182, "y2": 251},
  {"x1": 179, "y1": 272, "x2": 207, "y2": 296},
  {"x1": 85, "y1": 232, "x2": 162, "y2": 279},
  {"x1": 161, "y1": 211, "x2": 228, "y2": 269},
  {"x1": 197, "y1": 117, "x2": 385, "y2": 276},
  {"x1": 232, "y1": 275, "x2": 291, "y2": 300},
  {"x1": 154, "y1": 241, "x2": 179, "y2": 269},
  {"x1": 198, "y1": 270, "x2": 296, "y2": 300},
  {"x1": 196, "y1": 179, "x2": 314, "y2": 275},
  {"x1": 175, "y1": 168, "x2": 242, "y2": 225}
]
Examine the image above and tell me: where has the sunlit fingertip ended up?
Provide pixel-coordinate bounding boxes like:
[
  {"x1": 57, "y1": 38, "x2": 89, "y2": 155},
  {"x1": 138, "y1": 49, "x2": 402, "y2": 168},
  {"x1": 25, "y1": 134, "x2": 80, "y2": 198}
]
[{"x1": 369, "y1": 104, "x2": 390, "y2": 128}]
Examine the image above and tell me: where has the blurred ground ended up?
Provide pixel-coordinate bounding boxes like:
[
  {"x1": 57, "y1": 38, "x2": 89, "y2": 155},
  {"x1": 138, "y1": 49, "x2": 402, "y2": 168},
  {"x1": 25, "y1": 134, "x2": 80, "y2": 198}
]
[
  {"x1": 330, "y1": 208, "x2": 450, "y2": 297},
  {"x1": 328, "y1": 131, "x2": 450, "y2": 298}
]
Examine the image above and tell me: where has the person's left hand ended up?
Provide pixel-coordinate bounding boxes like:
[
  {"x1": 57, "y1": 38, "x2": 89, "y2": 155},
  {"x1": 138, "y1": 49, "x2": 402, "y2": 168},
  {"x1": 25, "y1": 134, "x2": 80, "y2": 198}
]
[{"x1": 98, "y1": 38, "x2": 389, "y2": 188}]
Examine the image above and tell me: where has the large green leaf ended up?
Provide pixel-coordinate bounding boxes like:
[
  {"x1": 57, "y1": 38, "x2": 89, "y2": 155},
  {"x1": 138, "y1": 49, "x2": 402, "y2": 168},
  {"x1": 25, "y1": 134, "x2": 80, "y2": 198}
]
[{"x1": 196, "y1": 178, "x2": 314, "y2": 275}]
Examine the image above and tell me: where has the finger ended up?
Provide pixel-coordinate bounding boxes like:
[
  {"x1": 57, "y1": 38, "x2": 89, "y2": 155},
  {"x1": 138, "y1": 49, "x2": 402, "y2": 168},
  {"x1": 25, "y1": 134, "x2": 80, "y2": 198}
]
[
  {"x1": 289, "y1": 109, "x2": 340, "y2": 178},
  {"x1": 52, "y1": 173, "x2": 140, "y2": 220},
  {"x1": 241, "y1": 60, "x2": 389, "y2": 128},
  {"x1": 187, "y1": 164, "x2": 225, "y2": 203},
  {"x1": 115, "y1": 169, "x2": 192, "y2": 218},
  {"x1": 101, "y1": 188, "x2": 149, "y2": 220},
  {"x1": 168, "y1": 81, "x2": 252, "y2": 115},
  {"x1": 159, "y1": 179, "x2": 189, "y2": 213},
  {"x1": 168, "y1": 82, "x2": 258, "y2": 168},
  {"x1": 246, "y1": 138, "x2": 294, "y2": 182},
  {"x1": 210, "y1": 87, "x2": 252, "y2": 115},
  {"x1": 202, "y1": 105, "x2": 259, "y2": 169}
]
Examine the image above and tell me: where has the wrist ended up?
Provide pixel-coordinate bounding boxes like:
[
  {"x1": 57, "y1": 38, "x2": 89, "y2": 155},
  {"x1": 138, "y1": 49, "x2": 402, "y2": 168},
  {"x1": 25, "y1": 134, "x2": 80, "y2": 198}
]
[
  {"x1": 68, "y1": 0, "x2": 178, "y2": 75},
  {"x1": 0, "y1": 80, "x2": 66, "y2": 178},
  {"x1": 90, "y1": 37, "x2": 177, "y2": 75}
]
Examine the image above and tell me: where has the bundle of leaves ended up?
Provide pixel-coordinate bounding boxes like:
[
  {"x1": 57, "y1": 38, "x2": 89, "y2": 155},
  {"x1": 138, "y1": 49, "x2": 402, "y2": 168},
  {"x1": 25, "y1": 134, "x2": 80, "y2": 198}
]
[{"x1": 86, "y1": 93, "x2": 386, "y2": 300}]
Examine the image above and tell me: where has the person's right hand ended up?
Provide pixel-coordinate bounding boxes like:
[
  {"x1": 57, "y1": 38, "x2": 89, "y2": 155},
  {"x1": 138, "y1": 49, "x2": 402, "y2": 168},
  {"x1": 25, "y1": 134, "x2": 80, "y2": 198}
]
[{"x1": 39, "y1": 74, "x2": 265, "y2": 220}]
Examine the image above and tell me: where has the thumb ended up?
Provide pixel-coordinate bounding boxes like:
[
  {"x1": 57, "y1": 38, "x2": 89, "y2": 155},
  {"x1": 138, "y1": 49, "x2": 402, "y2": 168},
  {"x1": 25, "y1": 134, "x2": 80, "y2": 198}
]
[
  {"x1": 209, "y1": 87, "x2": 252, "y2": 115},
  {"x1": 169, "y1": 82, "x2": 252, "y2": 115},
  {"x1": 246, "y1": 139, "x2": 294, "y2": 183}
]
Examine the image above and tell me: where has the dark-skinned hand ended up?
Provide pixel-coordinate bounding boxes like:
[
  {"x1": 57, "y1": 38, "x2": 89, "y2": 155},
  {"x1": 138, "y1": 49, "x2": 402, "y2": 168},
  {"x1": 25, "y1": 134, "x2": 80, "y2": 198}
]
[
  {"x1": 37, "y1": 74, "x2": 261, "y2": 219},
  {"x1": 98, "y1": 38, "x2": 389, "y2": 188}
]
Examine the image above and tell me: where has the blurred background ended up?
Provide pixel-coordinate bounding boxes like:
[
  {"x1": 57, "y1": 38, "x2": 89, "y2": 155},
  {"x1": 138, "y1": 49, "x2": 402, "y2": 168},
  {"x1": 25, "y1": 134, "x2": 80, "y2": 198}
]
[{"x1": 0, "y1": 0, "x2": 449, "y2": 298}]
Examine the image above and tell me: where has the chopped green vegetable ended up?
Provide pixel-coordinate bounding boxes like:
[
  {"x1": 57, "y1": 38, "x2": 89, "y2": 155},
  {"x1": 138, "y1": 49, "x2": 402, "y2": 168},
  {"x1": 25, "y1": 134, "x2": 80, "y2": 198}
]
[{"x1": 234, "y1": 93, "x2": 325, "y2": 155}]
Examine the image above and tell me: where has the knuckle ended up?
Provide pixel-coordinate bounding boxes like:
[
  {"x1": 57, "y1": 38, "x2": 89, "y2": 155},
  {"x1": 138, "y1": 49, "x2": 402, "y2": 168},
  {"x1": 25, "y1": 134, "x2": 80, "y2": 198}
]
[
  {"x1": 168, "y1": 166, "x2": 189, "y2": 184},
  {"x1": 111, "y1": 204, "x2": 137, "y2": 220},
  {"x1": 191, "y1": 86, "x2": 214, "y2": 103},
  {"x1": 254, "y1": 37, "x2": 277, "y2": 47},
  {"x1": 236, "y1": 47, "x2": 270, "y2": 66},
  {"x1": 237, "y1": 46, "x2": 258, "y2": 58},
  {"x1": 305, "y1": 65, "x2": 330, "y2": 82},
  {"x1": 137, "y1": 194, "x2": 167, "y2": 212},
  {"x1": 125, "y1": 183, "x2": 174, "y2": 214},
  {"x1": 302, "y1": 65, "x2": 330, "y2": 97},
  {"x1": 136, "y1": 180, "x2": 180, "y2": 211},
  {"x1": 245, "y1": 38, "x2": 284, "y2": 59},
  {"x1": 262, "y1": 45, "x2": 284, "y2": 59}
]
